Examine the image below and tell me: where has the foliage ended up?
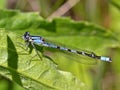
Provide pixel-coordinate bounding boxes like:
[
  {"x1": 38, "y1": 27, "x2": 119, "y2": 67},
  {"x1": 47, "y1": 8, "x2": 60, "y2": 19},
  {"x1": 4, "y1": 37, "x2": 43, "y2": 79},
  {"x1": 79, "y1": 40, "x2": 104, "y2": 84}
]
[{"x1": 0, "y1": 4, "x2": 120, "y2": 90}]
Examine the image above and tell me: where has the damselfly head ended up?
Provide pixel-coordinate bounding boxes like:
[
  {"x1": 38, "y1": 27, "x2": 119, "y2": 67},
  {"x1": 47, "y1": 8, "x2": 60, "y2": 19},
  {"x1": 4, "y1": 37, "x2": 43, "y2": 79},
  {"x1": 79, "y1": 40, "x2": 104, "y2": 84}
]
[{"x1": 23, "y1": 32, "x2": 30, "y2": 41}]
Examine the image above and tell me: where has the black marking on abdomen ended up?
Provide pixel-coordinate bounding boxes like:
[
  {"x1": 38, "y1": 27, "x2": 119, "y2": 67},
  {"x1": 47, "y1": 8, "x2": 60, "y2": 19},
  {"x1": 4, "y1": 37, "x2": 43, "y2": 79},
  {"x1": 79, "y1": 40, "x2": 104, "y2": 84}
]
[
  {"x1": 68, "y1": 49, "x2": 71, "y2": 52},
  {"x1": 95, "y1": 56, "x2": 101, "y2": 59},
  {"x1": 42, "y1": 38, "x2": 45, "y2": 41},
  {"x1": 57, "y1": 46, "x2": 60, "y2": 49},
  {"x1": 76, "y1": 51, "x2": 82, "y2": 54}
]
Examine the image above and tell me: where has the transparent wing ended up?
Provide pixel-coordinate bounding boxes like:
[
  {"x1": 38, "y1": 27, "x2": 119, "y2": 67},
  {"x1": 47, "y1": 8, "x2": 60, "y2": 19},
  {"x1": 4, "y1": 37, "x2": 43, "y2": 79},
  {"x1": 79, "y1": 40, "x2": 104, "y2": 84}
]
[
  {"x1": 43, "y1": 47, "x2": 97, "y2": 65},
  {"x1": 33, "y1": 40, "x2": 98, "y2": 65},
  {"x1": 23, "y1": 34, "x2": 111, "y2": 64}
]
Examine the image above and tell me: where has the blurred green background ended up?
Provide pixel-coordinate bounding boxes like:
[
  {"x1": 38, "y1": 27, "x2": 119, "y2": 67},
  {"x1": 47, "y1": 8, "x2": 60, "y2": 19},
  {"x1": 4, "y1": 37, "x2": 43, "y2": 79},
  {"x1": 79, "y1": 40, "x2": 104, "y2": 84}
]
[{"x1": 0, "y1": 0, "x2": 120, "y2": 90}]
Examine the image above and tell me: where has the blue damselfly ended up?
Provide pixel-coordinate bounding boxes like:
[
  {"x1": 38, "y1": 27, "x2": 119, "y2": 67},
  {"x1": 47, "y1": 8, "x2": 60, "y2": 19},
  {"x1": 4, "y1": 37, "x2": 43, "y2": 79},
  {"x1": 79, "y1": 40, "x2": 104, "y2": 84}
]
[{"x1": 23, "y1": 32, "x2": 112, "y2": 63}]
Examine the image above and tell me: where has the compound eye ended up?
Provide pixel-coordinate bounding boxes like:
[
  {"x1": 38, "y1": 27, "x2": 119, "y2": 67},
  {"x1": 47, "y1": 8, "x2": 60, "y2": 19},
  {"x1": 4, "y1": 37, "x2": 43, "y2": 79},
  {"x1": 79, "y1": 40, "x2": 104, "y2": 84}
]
[
  {"x1": 23, "y1": 32, "x2": 30, "y2": 41},
  {"x1": 24, "y1": 32, "x2": 30, "y2": 37},
  {"x1": 26, "y1": 32, "x2": 30, "y2": 35}
]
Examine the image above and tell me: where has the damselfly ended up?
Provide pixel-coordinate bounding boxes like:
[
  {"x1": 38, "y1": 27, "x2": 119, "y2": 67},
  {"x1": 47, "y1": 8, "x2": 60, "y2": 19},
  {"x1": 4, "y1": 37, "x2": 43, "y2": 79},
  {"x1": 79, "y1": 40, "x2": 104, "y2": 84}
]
[{"x1": 23, "y1": 32, "x2": 112, "y2": 63}]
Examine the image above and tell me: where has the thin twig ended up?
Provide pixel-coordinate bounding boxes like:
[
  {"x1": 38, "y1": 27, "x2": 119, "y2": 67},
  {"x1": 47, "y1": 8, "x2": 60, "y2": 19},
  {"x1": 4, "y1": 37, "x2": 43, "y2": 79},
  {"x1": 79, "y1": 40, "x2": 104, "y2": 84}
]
[{"x1": 47, "y1": 0, "x2": 80, "y2": 21}]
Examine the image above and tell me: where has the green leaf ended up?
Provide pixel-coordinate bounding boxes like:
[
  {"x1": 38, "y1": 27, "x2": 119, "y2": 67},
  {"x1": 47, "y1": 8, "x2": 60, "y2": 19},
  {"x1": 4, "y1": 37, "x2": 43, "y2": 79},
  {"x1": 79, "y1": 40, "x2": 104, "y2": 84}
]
[
  {"x1": 109, "y1": 0, "x2": 120, "y2": 10},
  {"x1": 0, "y1": 9, "x2": 119, "y2": 90},
  {"x1": 0, "y1": 29, "x2": 88, "y2": 90}
]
